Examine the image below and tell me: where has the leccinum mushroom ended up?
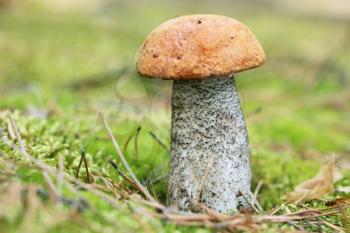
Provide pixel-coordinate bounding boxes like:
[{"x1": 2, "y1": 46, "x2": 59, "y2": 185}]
[{"x1": 137, "y1": 14, "x2": 265, "y2": 212}]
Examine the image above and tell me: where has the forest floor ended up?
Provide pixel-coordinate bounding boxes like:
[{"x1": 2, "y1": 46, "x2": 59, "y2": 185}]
[{"x1": 0, "y1": 1, "x2": 350, "y2": 232}]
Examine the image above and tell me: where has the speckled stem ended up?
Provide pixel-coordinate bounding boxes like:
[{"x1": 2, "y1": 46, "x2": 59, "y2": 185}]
[{"x1": 168, "y1": 76, "x2": 251, "y2": 213}]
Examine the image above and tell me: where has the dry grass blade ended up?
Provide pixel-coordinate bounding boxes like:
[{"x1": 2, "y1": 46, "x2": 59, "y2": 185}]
[
  {"x1": 253, "y1": 181, "x2": 263, "y2": 200},
  {"x1": 248, "y1": 191, "x2": 264, "y2": 214},
  {"x1": 82, "y1": 149, "x2": 90, "y2": 183},
  {"x1": 268, "y1": 202, "x2": 287, "y2": 215},
  {"x1": 8, "y1": 115, "x2": 30, "y2": 160},
  {"x1": 149, "y1": 131, "x2": 169, "y2": 152},
  {"x1": 134, "y1": 126, "x2": 141, "y2": 160},
  {"x1": 109, "y1": 160, "x2": 141, "y2": 193},
  {"x1": 123, "y1": 128, "x2": 136, "y2": 153},
  {"x1": 238, "y1": 191, "x2": 259, "y2": 214},
  {"x1": 100, "y1": 113, "x2": 157, "y2": 204},
  {"x1": 7, "y1": 118, "x2": 16, "y2": 140},
  {"x1": 322, "y1": 220, "x2": 345, "y2": 233},
  {"x1": 123, "y1": 126, "x2": 141, "y2": 157},
  {"x1": 259, "y1": 210, "x2": 340, "y2": 222},
  {"x1": 74, "y1": 147, "x2": 90, "y2": 183}
]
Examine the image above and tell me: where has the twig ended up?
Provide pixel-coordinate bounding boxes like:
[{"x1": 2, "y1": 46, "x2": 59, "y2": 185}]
[
  {"x1": 57, "y1": 154, "x2": 64, "y2": 195},
  {"x1": 149, "y1": 131, "x2": 169, "y2": 152},
  {"x1": 100, "y1": 113, "x2": 157, "y2": 203},
  {"x1": 82, "y1": 148, "x2": 90, "y2": 183},
  {"x1": 109, "y1": 160, "x2": 141, "y2": 193},
  {"x1": 75, "y1": 147, "x2": 90, "y2": 183},
  {"x1": 128, "y1": 194, "x2": 165, "y2": 210},
  {"x1": 75, "y1": 148, "x2": 85, "y2": 180}
]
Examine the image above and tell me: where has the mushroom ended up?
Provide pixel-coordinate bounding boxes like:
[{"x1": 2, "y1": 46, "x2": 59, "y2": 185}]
[{"x1": 136, "y1": 14, "x2": 265, "y2": 212}]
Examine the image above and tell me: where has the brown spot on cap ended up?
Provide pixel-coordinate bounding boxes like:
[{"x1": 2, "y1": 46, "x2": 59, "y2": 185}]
[{"x1": 137, "y1": 14, "x2": 266, "y2": 80}]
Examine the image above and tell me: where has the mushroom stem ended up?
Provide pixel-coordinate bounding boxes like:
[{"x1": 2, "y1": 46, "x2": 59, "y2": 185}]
[{"x1": 168, "y1": 76, "x2": 251, "y2": 213}]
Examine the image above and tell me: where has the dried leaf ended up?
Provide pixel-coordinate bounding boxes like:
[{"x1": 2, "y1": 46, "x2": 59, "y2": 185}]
[
  {"x1": 325, "y1": 197, "x2": 350, "y2": 207},
  {"x1": 286, "y1": 156, "x2": 341, "y2": 204}
]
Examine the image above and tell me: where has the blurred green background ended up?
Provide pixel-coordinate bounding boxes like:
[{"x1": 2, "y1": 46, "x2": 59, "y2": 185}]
[
  {"x1": 1, "y1": 0, "x2": 349, "y2": 141},
  {"x1": 0, "y1": 0, "x2": 349, "y2": 232},
  {"x1": 1, "y1": 0, "x2": 349, "y2": 155}
]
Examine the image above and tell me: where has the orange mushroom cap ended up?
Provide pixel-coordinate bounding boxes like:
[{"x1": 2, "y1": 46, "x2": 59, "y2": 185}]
[{"x1": 137, "y1": 14, "x2": 266, "y2": 80}]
